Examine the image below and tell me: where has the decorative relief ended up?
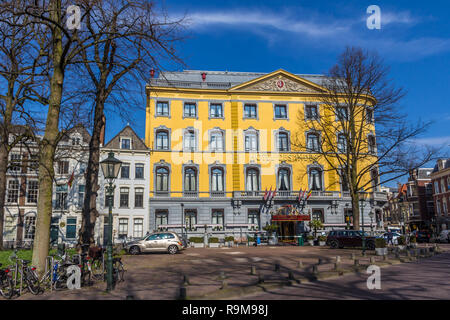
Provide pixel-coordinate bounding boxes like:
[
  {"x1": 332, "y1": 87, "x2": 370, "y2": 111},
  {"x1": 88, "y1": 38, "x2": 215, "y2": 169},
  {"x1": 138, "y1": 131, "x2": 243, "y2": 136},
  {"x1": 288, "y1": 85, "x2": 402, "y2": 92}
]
[{"x1": 243, "y1": 75, "x2": 317, "y2": 93}]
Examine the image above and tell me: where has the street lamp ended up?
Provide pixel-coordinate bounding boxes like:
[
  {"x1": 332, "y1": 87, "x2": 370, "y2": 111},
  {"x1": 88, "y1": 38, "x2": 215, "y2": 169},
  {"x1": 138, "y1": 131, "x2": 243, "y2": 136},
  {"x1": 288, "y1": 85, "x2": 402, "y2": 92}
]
[
  {"x1": 358, "y1": 188, "x2": 368, "y2": 255},
  {"x1": 181, "y1": 203, "x2": 185, "y2": 240},
  {"x1": 100, "y1": 152, "x2": 122, "y2": 292}
]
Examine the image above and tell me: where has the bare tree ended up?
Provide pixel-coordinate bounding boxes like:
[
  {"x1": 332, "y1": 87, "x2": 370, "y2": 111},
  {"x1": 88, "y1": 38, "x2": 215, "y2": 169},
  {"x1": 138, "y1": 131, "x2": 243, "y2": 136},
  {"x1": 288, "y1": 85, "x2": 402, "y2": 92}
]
[
  {"x1": 292, "y1": 47, "x2": 437, "y2": 230},
  {"x1": 73, "y1": 0, "x2": 185, "y2": 249}
]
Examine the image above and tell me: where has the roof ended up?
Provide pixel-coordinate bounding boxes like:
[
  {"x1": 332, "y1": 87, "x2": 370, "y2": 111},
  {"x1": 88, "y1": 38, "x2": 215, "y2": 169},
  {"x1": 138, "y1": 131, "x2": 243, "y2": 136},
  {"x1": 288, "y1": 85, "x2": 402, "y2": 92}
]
[
  {"x1": 60, "y1": 124, "x2": 91, "y2": 144},
  {"x1": 148, "y1": 69, "x2": 330, "y2": 90},
  {"x1": 103, "y1": 125, "x2": 148, "y2": 151},
  {"x1": 432, "y1": 158, "x2": 450, "y2": 173}
]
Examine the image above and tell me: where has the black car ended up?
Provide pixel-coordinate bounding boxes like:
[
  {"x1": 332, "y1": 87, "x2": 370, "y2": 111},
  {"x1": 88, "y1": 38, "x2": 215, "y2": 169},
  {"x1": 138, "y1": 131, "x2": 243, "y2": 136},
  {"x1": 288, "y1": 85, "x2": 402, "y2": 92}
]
[
  {"x1": 326, "y1": 230, "x2": 376, "y2": 250},
  {"x1": 411, "y1": 230, "x2": 431, "y2": 243}
]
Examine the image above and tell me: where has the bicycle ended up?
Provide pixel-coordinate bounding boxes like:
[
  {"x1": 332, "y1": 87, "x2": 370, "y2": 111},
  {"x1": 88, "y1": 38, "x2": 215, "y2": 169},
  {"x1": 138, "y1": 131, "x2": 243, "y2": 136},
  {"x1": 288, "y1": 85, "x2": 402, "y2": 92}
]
[
  {"x1": 16, "y1": 259, "x2": 41, "y2": 295},
  {"x1": 0, "y1": 263, "x2": 14, "y2": 299},
  {"x1": 112, "y1": 257, "x2": 125, "y2": 287}
]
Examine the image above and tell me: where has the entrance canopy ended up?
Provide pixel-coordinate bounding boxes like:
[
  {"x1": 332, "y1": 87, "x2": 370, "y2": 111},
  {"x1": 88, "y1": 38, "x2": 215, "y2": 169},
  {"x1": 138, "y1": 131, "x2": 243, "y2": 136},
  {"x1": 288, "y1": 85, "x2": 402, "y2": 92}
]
[{"x1": 272, "y1": 215, "x2": 310, "y2": 222}]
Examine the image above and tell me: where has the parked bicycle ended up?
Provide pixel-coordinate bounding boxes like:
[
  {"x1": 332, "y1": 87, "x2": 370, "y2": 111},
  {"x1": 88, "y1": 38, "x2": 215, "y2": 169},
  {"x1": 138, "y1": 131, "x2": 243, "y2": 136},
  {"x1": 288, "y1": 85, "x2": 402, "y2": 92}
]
[{"x1": 0, "y1": 263, "x2": 14, "y2": 299}]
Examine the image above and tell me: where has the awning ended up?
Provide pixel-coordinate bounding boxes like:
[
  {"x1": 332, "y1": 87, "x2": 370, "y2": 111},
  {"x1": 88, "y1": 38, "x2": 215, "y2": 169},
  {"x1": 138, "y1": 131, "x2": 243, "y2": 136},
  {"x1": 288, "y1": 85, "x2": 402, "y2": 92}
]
[{"x1": 271, "y1": 215, "x2": 310, "y2": 222}]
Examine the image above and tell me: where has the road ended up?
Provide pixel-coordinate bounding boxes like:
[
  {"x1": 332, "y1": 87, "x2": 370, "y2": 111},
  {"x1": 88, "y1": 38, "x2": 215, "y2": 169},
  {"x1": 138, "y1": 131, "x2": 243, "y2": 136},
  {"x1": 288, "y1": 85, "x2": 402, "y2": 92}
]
[{"x1": 242, "y1": 250, "x2": 450, "y2": 300}]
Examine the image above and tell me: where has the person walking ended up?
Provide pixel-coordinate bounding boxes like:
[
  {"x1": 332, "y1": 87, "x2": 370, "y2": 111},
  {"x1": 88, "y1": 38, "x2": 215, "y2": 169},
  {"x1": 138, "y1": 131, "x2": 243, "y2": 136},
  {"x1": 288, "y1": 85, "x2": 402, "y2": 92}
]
[{"x1": 387, "y1": 230, "x2": 394, "y2": 245}]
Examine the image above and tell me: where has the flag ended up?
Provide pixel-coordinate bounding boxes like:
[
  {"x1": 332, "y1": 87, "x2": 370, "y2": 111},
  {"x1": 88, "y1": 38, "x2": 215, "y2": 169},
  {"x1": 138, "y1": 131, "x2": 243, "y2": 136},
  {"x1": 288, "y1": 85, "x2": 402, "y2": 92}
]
[
  {"x1": 267, "y1": 186, "x2": 272, "y2": 202},
  {"x1": 67, "y1": 171, "x2": 75, "y2": 188},
  {"x1": 305, "y1": 189, "x2": 313, "y2": 200},
  {"x1": 298, "y1": 189, "x2": 303, "y2": 203},
  {"x1": 263, "y1": 188, "x2": 268, "y2": 201},
  {"x1": 271, "y1": 190, "x2": 276, "y2": 200}
]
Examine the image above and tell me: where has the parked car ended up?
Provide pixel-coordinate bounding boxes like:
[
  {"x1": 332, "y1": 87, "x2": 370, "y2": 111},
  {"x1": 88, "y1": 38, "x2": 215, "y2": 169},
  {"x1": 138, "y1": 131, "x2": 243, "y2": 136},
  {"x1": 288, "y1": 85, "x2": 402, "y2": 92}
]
[
  {"x1": 437, "y1": 230, "x2": 450, "y2": 243},
  {"x1": 382, "y1": 232, "x2": 402, "y2": 245},
  {"x1": 411, "y1": 230, "x2": 431, "y2": 243},
  {"x1": 326, "y1": 230, "x2": 376, "y2": 250},
  {"x1": 126, "y1": 232, "x2": 185, "y2": 255}
]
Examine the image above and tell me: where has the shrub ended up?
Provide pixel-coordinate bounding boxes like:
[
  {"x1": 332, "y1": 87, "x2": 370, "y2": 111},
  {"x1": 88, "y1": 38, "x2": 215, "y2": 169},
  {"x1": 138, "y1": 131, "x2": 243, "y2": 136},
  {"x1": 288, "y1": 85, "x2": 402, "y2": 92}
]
[
  {"x1": 189, "y1": 237, "x2": 204, "y2": 243},
  {"x1": 397, "y1": 236, "x2": 406, "y2": 245},
  {"x1": 247, "y1": 236, "x2": 255, "y2": 242},
  {"x1": 208, "y1": 237, "x2": 219, "y2": 243},
  {"x1": 306, "y1": 235, "x2": 315, "y2": 241},
  {"x1": 409, "y1": 235, "x2": 417, "y2": 243},
  {"x1": 224, "y1": 236, "x2": 234, "y2": 242},
  {"x1": 318, "y1": 235, "x2": 327, "y2": 242},
  {"x1": 263, "y1": 224, "x2": 278, "y2": 233},
  {"x1": 375, "y1": 238, "x2": 386, "y2": 248}
]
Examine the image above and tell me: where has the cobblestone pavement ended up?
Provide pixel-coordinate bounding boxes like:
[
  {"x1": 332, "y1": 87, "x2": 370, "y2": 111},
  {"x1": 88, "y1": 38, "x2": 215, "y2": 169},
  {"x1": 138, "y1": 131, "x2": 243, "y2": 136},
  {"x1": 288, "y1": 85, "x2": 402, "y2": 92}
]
[{"x1": 13, "y1": 243, "x2": 450, "y2": 300}]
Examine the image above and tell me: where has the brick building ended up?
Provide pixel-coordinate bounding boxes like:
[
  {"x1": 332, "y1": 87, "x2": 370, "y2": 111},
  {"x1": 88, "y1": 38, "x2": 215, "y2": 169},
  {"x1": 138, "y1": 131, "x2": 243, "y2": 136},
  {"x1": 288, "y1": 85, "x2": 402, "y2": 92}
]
[{"x1": 431, "y1": 159, "x2": 450, "y2": 233}]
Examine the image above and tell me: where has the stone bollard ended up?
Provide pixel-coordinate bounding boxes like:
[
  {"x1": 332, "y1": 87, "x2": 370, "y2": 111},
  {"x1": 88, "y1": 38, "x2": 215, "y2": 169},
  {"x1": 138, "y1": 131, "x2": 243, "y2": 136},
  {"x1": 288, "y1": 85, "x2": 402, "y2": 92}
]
[
  {"x1": 251, "y1": 265, "x2": 257, "y2": 275},
  {"x1": 220, "y1": 279, "x2": 228, "y2": 290},
  {"x1": 274, "y1": 262, "x2": 281, "y2": 272},
  {"x1": 288, "y1": 271, "x2": 295, "y2": 280},
  {"x1": 334, "y1": 262, "x2": 340, "y2": 271},
  {"x1": 335, "y1": 256, "x2": 342, "y2": 263},
  {"x1": 258, "y1": 273, "x2": 264, "y2": 284},
  {"x1": 297, "y1": 260, "x2": 303, "y2": 268},
  {"x1": 383, "y1": 254, "x2": 388, "y2": 261},
  {"x1": 219, "y1": 271, "x2": 227, "y2": 280},
  {"x1": 370, "y1": 257, "x2": 376, "y2": 264},
  {"x1": 179, "y1": 286, "x2": 187, "y2": 300},
  {"x1": 362, "y1": 251, "x2": 366, "y2": 257},
  {"x1": 183, "y1": 274, "x2": 190, "y2": 286},
  {"x1": 318, "y1": 258, "x2": 323, "y2": 265},
  {"x1": 351, "y1": 253, "x2": 356, "y2": 260},
  {"x1": 313, "y1": 265, "x2": 319, "y2": 274},
  {"x1": 354, "y1": 259, "x2": 359, "y2": 266}
]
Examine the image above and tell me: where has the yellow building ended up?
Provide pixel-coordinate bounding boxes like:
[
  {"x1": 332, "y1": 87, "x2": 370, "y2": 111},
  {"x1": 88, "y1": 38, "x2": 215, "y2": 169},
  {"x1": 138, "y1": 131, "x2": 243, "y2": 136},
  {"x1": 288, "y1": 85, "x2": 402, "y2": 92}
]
[{"x1": 145, "y1": 69, "x2": 385, "y2": 242}]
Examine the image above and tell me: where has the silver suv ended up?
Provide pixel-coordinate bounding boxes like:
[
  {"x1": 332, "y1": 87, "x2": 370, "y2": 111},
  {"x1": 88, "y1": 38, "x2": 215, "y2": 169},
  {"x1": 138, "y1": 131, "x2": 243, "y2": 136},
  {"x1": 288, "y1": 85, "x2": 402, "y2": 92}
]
[{"x1": 126, "y1": 232, "x2": 184, "y2": 255}]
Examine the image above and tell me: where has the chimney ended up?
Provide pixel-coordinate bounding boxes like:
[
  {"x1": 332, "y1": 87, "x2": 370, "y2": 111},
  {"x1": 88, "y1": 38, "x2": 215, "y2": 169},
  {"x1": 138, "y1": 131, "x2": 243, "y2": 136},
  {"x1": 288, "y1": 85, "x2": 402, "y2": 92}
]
[{"x1": 100, "y1": 115, "x2": 106, "y2": 147}]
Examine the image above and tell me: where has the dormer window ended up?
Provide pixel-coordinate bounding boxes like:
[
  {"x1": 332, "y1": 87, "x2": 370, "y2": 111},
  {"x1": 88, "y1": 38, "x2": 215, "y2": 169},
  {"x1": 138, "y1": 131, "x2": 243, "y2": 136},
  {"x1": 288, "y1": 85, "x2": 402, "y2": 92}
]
[
  {"x1": 72, "y1": 138, "x2": 81, "y2": 145},
  {"x1": 121, "y1": 138, "x2": 131, "y2": 150}
]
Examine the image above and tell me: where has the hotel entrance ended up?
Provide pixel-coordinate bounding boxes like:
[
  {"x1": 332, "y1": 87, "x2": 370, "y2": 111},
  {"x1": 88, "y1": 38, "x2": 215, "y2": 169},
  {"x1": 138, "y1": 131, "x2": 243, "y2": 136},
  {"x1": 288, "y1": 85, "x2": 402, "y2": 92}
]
[{"x1": 271, "y1": 205, "x2": 310, "y2": 244}]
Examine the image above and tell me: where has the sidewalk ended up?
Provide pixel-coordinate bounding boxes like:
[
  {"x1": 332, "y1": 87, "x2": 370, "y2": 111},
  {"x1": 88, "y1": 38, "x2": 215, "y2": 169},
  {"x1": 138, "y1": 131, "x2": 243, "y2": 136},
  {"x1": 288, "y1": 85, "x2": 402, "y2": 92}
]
[{"x1": 15, "y1": 243, "x2": 449, "y2": 300}]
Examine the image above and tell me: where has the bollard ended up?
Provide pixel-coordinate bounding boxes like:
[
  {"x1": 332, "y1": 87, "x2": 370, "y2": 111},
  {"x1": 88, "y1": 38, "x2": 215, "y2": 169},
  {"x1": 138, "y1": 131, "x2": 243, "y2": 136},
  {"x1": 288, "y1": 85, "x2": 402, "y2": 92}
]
[
  {"x1": 251, "y1": 265, "x2": 257, "y2": 275},
  {"x1": 297, "y1": 260, "x2": 303, "y2": 268},
  {"x1": 362, "y1": 251, "x2": 366, "y2": 257},
  {"x1": 354, "y1": 259, "x2": 359, "y2": 266},
  {"x1": 370, "y1": 257, "x2": 376, "y2": 264},
  {"x1": 351, "y1": 253, "x2": 356, "y2": 260},
  {"x1": 274, "y1": 262, "x2": 280, "y2": 272},
  {"x1": 318, "y1": 258, "x2": 323, "y2": 265},
  {"x1": 313, "y1": 265, "x2": 319, "y2": 274},
  {"x1": 406, "y1": 250, "x2": 411, "y2": 257},
  {"x1": 126, "y1": 295, "x2": 134, "y2": 300},
  {"x1": 183, "y1": 274, "x2": 190, "y2": 286},
  {"x1": 383, "y1": 254, "x2": 388, "y2": 261},
  {"x1": 179, "y1": 287, "x2": 187, "y2": 300},
  {"x1": 220, "y1": 279, "x2": 228, "y2": 289},
  {"x1": 395, "y1": 252, "x2": 400, "y2": 259},
  {"x1": 288, "y1": 271, "x2": 295, "y2": 280},
  {"x1": 335, "y1": 256, "x2": 341, "y2": 263},
  {"x1": 219, "y1": 271, "x2": 227, "y2": 280},
  {"x1": 334, "y1": 262, "x2": 340, "y2": 271},
  {"x1": 258, "y1": 273, "x2": 264, "y2": 284}
]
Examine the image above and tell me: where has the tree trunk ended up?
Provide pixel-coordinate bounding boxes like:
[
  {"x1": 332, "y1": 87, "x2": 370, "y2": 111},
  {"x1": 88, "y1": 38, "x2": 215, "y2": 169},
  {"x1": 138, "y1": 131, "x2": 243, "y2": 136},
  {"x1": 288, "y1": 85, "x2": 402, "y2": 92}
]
[
  {"x1": 80, "y1": 97, "x2": 106, "y2": 250},
  {"x1": 0, "y1": 144, "x2": 8, "y2": 250},
  {"x1": 32, "y1": 0, "x2": 64, "y2": 274},
  {"x1": 351, "y1": 191, "x2": 360, "y2": 230}
]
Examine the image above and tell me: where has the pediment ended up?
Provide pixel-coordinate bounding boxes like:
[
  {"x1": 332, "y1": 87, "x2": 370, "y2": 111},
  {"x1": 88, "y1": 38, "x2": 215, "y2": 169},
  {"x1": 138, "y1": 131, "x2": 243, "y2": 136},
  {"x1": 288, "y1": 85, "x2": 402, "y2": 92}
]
[{"x1": 230, "y1": 70, "x2": 325, "y2": 93}]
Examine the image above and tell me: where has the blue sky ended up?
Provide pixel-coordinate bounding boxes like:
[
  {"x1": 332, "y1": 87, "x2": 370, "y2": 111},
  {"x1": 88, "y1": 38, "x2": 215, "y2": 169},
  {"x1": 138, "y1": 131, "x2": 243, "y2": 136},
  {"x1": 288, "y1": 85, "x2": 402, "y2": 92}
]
[{"x1": 106, "y1": 0, "x2": 450, "y2": 174}]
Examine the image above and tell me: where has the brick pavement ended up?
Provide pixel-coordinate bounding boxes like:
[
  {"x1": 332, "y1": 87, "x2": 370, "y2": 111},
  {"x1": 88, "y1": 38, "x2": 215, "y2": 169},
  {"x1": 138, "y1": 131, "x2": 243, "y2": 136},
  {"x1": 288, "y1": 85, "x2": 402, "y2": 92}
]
[{"x1": 13, "y1": 243, "x2": 449, "y2": 300}]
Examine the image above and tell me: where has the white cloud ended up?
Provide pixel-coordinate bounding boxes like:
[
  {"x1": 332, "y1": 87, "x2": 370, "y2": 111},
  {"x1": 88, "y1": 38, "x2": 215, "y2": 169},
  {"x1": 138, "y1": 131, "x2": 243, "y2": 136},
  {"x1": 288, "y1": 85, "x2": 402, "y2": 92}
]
[{"x1": 412, "y1": 136, "x2": 450, "y2": 146}]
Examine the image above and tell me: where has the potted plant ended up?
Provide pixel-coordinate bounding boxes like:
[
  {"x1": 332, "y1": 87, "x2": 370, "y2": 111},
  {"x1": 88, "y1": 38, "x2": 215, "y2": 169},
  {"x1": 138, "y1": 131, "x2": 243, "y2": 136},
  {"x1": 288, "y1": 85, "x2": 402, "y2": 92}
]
[
  {"x1": 309, "y1": 219, "x2": 324, "y2": 238},
  {"x1": 409, "y1": 235, "x2": 417, "y2": 248},
  {"x1": 318, "y1": 235, "x2": 327, "y2": 246},
  {"x1": 247, "y1": 236, "x2": 255, "y2": 246},
  {"x1": 375, "y1": 238, "x2": 387, "y2": 256},
  {"x1": 225, "y1": 236, "x2": 234, "y2": 247},
  {"x1": 189, "y1": 237, "x2": 204, "y2": 248},
  {"x1": 397, "y1": 235, "x2": 406, "y2": 250},
  {"x1": 306, "y1": 235, "x2": 315, "y2": 246},
  {"x1": 208, "y1": 237, "x2": 220, "y2": 248}
]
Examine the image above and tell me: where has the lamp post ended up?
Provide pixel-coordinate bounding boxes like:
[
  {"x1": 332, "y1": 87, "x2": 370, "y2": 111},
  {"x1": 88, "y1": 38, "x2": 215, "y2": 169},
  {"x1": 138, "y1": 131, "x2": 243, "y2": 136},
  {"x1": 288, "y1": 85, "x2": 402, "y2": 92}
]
[
  {"x1": 100, "y1": 152, "x2": 122, "y2": 292},
  {"x1": 358, "y1": 188, "x2": 368, "y2": 255},
  {"x1": 181, "y1": 203, "x2": 184, "y2": 240}
]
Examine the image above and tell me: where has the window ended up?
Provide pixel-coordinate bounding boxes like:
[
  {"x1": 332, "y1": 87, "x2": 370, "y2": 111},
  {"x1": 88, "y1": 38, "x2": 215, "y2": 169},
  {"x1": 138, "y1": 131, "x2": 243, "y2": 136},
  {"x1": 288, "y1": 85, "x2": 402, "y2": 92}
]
[
  {"x1": 57, "y1": 161, "x2": 69, "y2": 174},
  {"x1": 184, "y1": 168, "x2": 197, "y2": 192},
  {"x1": 435, "y1": 181, "x2": 440, "y2": 194},
  {"x1": 7, "y1": 180, "x2": 19, "y2": 203},
  {"x1": 121, "y1": 164, "x2": 130, "y2": 179},
  {"x1": 184, "y1": 130, "x2": 196, "y2": 151},
  {"x1": 212, "y1": 209, "x2": 224, "y2": 226},
  {"x1": 118, "y1": 218, "x2": 128, "y2": 238},
  {"x1": 121, "y1": 138, "x2": 131, "y2": 150},
  {"x1": 155, "y1": 167, "x2": 169, "y2": 192},
  {"x1": 441, "y1": 179, "x2": 446, "y2": 194},
  {"x1": 24, "y1": 216, "x2": 36, "y2": 240},
  {"x1": 66, "y1": 218, "x2": 77, "y2": 239},
  {"x1": 72, "y1": 137, "x2": 81, "y2": 145},
  {"x1": 27, "y1": 180, "x2": 39, "y2": 203},
  {"x1": 274, "y1": 104, "x2": 287, "y2": 119},
  {"x1": 371, "y1": 169, "x2": 379, "y2": 191},
  {"x1": 244, "y1": 104, "x2": 257, "y2": 118},
  {"x1": 443, "y1": 198, "x2": 448, "y2": 215},
  {"x1": 156, "y1": 101, "x2": 169, "y2": 116},
  {"x1": 211, "y1": 168, "x2": 224, "y2": 192},
  {"x1": 120, "y1": 187, "x2": 129, "y2": 208},
  {"x1": 133, "y1": 218, "x2": 143, "y2": 238},
  {"x1": 246, "y1": 168, "x2": 260, "y2": 191},
  {"x1": 55, "y1": 185, "x2": 68, "y2": 209},
  {"x1": 307, "y1": 133, "x2": 320, "y2": 152},
  {"x1": 135, "y1": 164, "x2": 144, "y2": 179},
  {"x1": 156, "y1": 131, "x2": 169, "y2": 150},
  {"x1": 366, "y1": 108, "x2": 374, "y2": 123},
  {"x1": 436, "y1": 201, "x2": 441, "y2": 216},
  {"x1": 78, "y1": 185, "x2": 85, "y2": 208},
  {"x1": 305, "y1": 105, "x2": 319, "y2": 120},
  {"x1": 248, "y1": 210, "x2": 260, "y2": 229},
  {"x1": 79, "y1": 162, "x2": 87, "y2": 174},
  {"x1": 156, "y1": 210, "x2": 168, "y2": 227},
  {"x1": 278, "y1": 168, "x2": 290, "y2": 191},
  {"x1": 134, "y1": 188, "x2": 144, "y2": 208},
  {"x1": 183, "y1": 102, "x2": 196, "y2": 117},
  {"x1": 309, "y1": 168, "x2": 323, "y2": 191},
  {"x1": 10, "y1": 153, "x2": 22, "y2": 172},
  {"x1": 185, "y1": 210, "x2": 197, "y2": 230},
  {"x1": 28, "y1": 154, "x2": 39, "y2": 173},
  {"x1": 245, "y1": 133, "x2": 258, "y2": 152},
  {"x1": 210, "y1": 103, "x2": 223, "y2": 118},
  {"x1": 336, "y1": 106, "x2": 349, "y2": 121},
  {"x1": 278, "y1": 132, "x2": 289, "y2": 152},
  {"x1": 312, "y1": 209, "x2": 324, "y2": 224},
  {"x1": 368, "y1": 135, "x2": 376, "y2": 154},
  {"x1": 337, "y1": 134, "x2": 347, "y2": 153},
  {"x1": 210, "y1": 131, "x2": 224, "y2": 152}
]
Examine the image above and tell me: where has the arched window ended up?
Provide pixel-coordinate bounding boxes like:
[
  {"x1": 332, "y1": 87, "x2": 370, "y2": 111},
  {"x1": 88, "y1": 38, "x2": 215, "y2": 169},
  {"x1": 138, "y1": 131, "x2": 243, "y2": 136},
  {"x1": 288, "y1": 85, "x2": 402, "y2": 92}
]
[
  {"x1": 368, "y1": 135, "x2": 376, "y2": 154},
  {"x1": 246, "y1": 168, "x2": 260, "y2": 191},
  {"x1": 184, "y1": 130, "x2": 196, "y2": 151},
  {"x1": 278, "y1": 168, "x2": 291, "y2": 191},
  {"x1": 184, "y1": 167, "x2": 197, "y2": 192},
  {"x1": 211, "y1": 168, "x2": 224, "y2": 192},
  {"x1": 156, "y1": 131, "x2": 169, "y2": 150},
  {"x1": 278, "y1": 132, "x2": 289, "y2": 151},
  {"x1": 155, "y1": 167, "x2": 169, "y2": 192},
  {"x1": 210, "y1": 131, "x2": 224, "y2": 151},
  {"x1": 309, "y1": 168, "x2": 323, "y2": 191}
]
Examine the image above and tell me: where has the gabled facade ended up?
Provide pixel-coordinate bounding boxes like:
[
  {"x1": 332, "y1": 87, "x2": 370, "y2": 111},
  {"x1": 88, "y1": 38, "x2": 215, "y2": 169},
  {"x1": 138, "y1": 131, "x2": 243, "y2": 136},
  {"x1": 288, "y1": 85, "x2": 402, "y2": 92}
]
[{"x1": 431, "y1": 159, "x2": 450, "y2": 232}]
